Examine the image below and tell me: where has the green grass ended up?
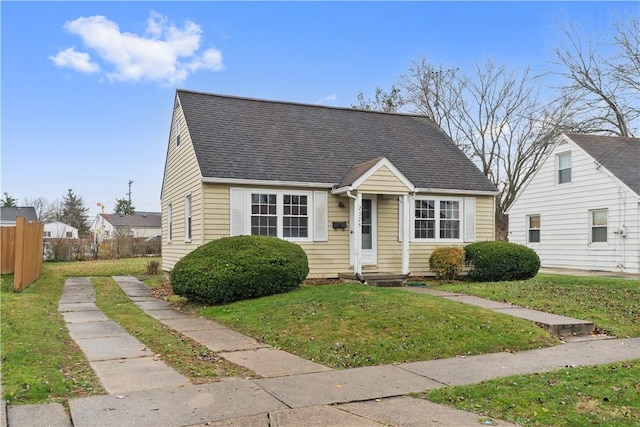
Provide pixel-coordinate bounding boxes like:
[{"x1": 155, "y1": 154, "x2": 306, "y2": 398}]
[
  {"x1": 421, "y1": 359, "x2": 640, "y2": 426},
  {"x1": 200, "y1": 284, "x2": 559, "y2": 368},
  {"x1": 432, "y1": 274, "x2": 640, "y2": 338},
  {"x1": 93, "y1": 277, "x2": 254, "y2": 381}
]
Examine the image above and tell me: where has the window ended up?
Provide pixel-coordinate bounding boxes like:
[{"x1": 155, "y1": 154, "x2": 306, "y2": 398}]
[
  {"x1": 44, "y1": 231, "x2": 51, "y2": 238},
  {"x1": 251, "y1": 193, "x2": 277, "y2": 236},
  {"x1": 558, "y1": 152, "x2": 571, "y2": 184},
  {"x1": 250, "y1": 191, "x2": 310, "y2": 240},
  {"x1": 167, "y1": 203, "x2": 172, "y2": 241},
  {"x1": 185, "y1": 195, "x2": 192, "y2": 242},
  {"x1": 283, "y1": 195, "x2": 308, "y2": 238},
  {"x1": 65, "y1": 231, "x2": 73, "y2": 238},
  {"x1": 414, "y1": 198, "x2": 460, "y2": 240},
  {"x1": 528, "y1": 215, "x2": 540, "y2": 243},
  {"x1": 175, "y1": 122, "x2": 181, "y2": 147},
  {"x1": 590, "y1": 209, "x2": 607, "y2": 243}
]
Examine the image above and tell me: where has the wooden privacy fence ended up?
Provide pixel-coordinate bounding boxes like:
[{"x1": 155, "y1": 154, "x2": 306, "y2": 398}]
[{"x1": 1, "y1": 217, "x2": 44, "y2": 291}]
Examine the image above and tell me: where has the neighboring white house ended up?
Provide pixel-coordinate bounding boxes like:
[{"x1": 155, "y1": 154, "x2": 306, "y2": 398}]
[
  {"x1": 508, "y1": 133, "x2": 640, "y2": 274},
  {"x1": 90, "y1": 212, "x2": 161, "y2": 243},
  {"x1": 43, "y1": 221, "x2": 78, "y2": 239}
]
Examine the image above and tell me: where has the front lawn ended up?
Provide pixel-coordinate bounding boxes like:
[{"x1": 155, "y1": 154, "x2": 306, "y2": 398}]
[
  {"x1": 433, "y1": 274, "x2": 640, "y2": 338},
  {"x1": 200, "y1": 284, "x2": 559, "y2": 368}
]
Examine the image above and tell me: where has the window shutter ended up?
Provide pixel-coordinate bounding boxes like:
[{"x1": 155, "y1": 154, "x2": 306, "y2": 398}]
[
  {"x1": 313, "y1": 191, "x2": 328, "y2": 241},
  {"x1": 464, "y1": 197, "x2": 476, "y2": 242},
  {"x1": 230, "y1": 188, "x2": 246, "y2": 236}
]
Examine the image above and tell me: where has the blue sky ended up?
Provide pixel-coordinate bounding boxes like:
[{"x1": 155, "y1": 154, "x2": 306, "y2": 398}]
[{"x1": 1, "y1": 1, "x2": 635, "y2": 218}]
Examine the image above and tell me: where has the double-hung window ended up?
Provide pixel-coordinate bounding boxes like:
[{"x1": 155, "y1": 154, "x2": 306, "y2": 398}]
[
  {"x1": 590, "y1": 209, "x2": 607, "y2": 243},
  {"x1": 167, "y1": 203, "x2": 173, "y2": 242},
  {"x1": 184, "y1": 195, "x2": 192, "y2": 242},
  {"x1": 250, "y1": 191, "x2": 310, "y2": 240},
  {"x1": 557, "y1": 152, "x2": 571, "y2": 184},
  {"x1": 414, "y1": 198, "x2": 461, "y2": 240},
  {"x1": 528, "y1": 215, "x2": 540, "y2": 243}
]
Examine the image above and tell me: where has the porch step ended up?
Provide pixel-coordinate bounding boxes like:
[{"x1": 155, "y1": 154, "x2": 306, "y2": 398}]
[{"x1": 339, "y1": 272, "x2": 410, "y2": 287}]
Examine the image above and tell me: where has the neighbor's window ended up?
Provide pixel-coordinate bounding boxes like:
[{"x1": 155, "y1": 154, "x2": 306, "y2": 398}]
[
  {"x1": 283, "y1": 195, "x2": 308, "y2": 238},
  {"x1": 185, "y1": 195, "x2": 192, "y2": 242},
  {"x1": 65, "y1": 231, "x2": 73, "y2": 238},
  {"x1": 414, "y1": 198, "x2": 460, "y2": 240},
  {"x1": 44, "y1": 231, "x2": 51, "y2": 238},
  {"x1": 558, "y1": 152, "x2": 571, "y2": 184},
  {"x1": 167, "y1": 203, "x2": 173, "y2": 241},
  {"x1": 590, "y1": 209, "x2": 607, "y2": 243},
  {"x1": 528, "y1": 215, "x2": 540, "y2": 243},
  {"x1": 175, "y1": 122, "x2": 181, "y2": 147}
]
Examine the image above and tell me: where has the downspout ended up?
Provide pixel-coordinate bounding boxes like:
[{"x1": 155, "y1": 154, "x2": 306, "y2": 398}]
[{"x1": 347, "y1": 190, "x2": 364, "y2": 283}]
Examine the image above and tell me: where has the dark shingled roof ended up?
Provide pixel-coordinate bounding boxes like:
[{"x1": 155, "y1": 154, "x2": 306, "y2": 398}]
[
  {"x1": 177, "y1": 90, "x2": 497, "y2": 193},
  {"x1": 0, "y1": 207, "x2": 38, "y2": 222},
  {"x1": 101, "y1": 213, "x2": 161, "y2": 228},
  {"x1": 567, "y1": 133, "x2": 640, "y2": 195}
]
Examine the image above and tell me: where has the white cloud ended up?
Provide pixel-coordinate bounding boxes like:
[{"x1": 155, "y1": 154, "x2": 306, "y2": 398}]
[
  {"x1": 50, "y1": 13, "x2": 223, "y2": 85},
  {"x1": 49, "y1": 47, "x2": 100, "y2": 73},
  {"x1": 316, "y1": 94, "x2": 337, "y2": 104}
]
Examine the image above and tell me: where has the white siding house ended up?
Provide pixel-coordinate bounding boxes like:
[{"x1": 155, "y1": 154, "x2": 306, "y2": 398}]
[
  {"x1": 43, "y1": 221, "x2": 78, "y2": 238},
  {"x1": 508, "y1": 133, "x2": 640, "y2": 275}
]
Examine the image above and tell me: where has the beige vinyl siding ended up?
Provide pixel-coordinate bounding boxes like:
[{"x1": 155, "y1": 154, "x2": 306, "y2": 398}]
[
  {"x1": 475, "y1": 195, "x2": 495, "y2": 241},
  {"x1": 161, "y1": 104, "x2": 203, "y2": 272},
  {"x1": 201, "y1": 184, "x2": 350, "y2": 278},
  {"x1": 357, "y1": 166, "x2": 411, "y2": 194},
  {"x1": 375, "y1": 196, "x2": 402, "y2": 271}
]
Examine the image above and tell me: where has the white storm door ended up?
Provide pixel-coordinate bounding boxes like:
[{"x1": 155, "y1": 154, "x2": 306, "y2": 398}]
[{"x1": 361, "y1": 196, "x2": 377, "y2": 264}]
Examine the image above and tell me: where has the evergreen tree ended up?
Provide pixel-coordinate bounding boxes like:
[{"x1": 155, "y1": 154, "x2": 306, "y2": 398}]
[
  {"x1": 61, "y1": 189, "x2": 89, "y2": 235},
  {"x1": 1, "y1": 192, "x2": 18, "y2": 207},
  {"x1": 114, "y1": 198, "x2": 135, "y2": 215}
]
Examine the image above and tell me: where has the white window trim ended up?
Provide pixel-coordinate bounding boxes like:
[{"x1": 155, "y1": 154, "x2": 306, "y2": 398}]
[
  {"x1": 527, "y1": 214, "x2": 541, "y2": 244},
  {"x1": 184, "y1": 195, "x2": 192, "y2": 243},
  {"x1": 589, "y1": 208, "x2": 608, "y2": 244},
  {"x1": 167, "y1": 203, "x2": 172, "y2": 243},
  {"x1": 247, "y1": 190, "x2": 313, "y2": 242},
  {"x1": 412, "y1": 196, "x2": 463, "y2": 242},
  {"x1": 557, "y1": 151, "x2": 571, "y2": 185}
]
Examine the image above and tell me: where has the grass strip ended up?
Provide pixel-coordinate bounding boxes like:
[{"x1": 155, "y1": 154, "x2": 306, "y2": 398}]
[
  {"x1": 420, "y1": 359, "x2": 640, "y2": 426},
  {"x1": 92, "y1": 277, "x2": 254, "y2": 381},
  {"x1": 200, "y1": 284, "x2": 559, "y2": 369},
  {"x1": 434, "y1": 274, "x2": 640, "y2": 338}
]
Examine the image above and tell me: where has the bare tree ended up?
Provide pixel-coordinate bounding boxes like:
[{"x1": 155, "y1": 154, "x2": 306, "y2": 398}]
[
  {"x1": 23, "y1": 196, "x2": 58, "y2": 222},
  {"x1": 553, "y1": 17, "x2": 639, "y2": 137},
  {"x1": 353, "y1": 85, "x2": 403, "y2": 112}
]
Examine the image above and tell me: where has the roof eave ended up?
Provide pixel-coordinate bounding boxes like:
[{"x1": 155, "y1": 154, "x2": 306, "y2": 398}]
[
  {"x1": 415, "y1": 187, "x2": 499, "y2": 196},
  {"x1": 202, "y1": 177, "x2": 336, "y2": 189}
]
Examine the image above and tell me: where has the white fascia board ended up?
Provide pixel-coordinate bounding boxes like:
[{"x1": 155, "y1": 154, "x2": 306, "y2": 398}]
[
  {"x1": 351, "y1": 157, "x2": 416, "y2": 192},
  {"x1": 331, "y1": 186, "x2": 352, "y2": 195},
  {"x1": 415, "y1": 188, "x2": 499, "y2": 196},
  {"x1": 202, "y1": 177, "x2": 335, "y2": 189}
]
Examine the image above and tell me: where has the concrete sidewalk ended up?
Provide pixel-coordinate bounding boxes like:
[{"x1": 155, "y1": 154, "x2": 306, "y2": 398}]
[{"x1": 3, "y1": 276, "x2": 639, "y2": 427}]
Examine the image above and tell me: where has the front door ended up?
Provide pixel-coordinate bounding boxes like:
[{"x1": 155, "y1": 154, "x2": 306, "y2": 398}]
[{"x1": 360, "y1": 196, "x2": 377, "y2": 264}]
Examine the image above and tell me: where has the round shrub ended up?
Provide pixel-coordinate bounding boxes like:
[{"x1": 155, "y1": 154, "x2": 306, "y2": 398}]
[
  {"x1": 171, "y1": 235, "x2": 309, "y2": 304},
  {"x1": 429, "y1": 246, "x2": 465, "y2": 280},
  {"x1": 464, "y1": 241, "x2": 540, "y2": 282}
]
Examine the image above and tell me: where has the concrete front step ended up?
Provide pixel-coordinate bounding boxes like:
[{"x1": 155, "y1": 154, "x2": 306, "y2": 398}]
[{"x1": 339, "y1": 272, "x2": 410, "y2": 287}]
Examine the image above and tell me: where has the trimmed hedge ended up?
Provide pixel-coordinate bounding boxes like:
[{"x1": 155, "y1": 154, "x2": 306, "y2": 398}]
[
  {"x1": 171, "y1": 235, "x2": 309, "y2": 304},
  {"x1": 464, "y1": 241, "x2": 540, "y2": 282},
  {"x1": 429, "y1": 246, "x2": 465, "y2": 280}
]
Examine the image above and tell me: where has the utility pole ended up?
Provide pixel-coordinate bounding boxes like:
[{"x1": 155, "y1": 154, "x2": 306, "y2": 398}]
[{"x1": 127, "y1": 180, "x2": 133, "y2": 215}]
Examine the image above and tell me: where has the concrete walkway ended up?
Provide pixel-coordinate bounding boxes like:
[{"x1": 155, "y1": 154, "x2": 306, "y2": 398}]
[{"x1": 3, "y1": 276, "x2": 639, "y2": 427}]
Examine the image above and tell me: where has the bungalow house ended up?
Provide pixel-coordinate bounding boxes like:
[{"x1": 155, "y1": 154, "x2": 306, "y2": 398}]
[
  {"x1": 507, "y1": 133, "x2": 640, "y2": 275},
  {"x1": 90, "y1": 212, "x2": 161, "y2": 243},
  {"x1": 0, "y1": 207, "x2": 38, "y2": 226},
  {"x1": 44, "y1": 221, "x2": 78, "y2": 239},
  {"x1": 161, "y1": 90, "x2": 498, "y2": 279}
]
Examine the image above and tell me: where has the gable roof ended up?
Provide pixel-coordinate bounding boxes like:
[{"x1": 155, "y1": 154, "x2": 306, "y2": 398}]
[
  {"x1": 0, "y1": 207, "x2": 38, "y2": 222},
  {"x1": 566, "y1": 133, "x2": 640, "y2": 195},
  {"x1": 176, "y1": 90, "x2": 497, "y2": 194},
  {"x1": 100, "y1": 213, "x2": 161, "y2": 228}
]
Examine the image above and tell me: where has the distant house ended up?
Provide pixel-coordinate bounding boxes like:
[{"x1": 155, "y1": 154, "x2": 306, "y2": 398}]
[
  {"x1": 161, "y1": 90, "x2": 498, "y2": 279},
  {"x1": 90, "y1": 212, "x2": 161, "y2": 243},
  {"x1": 43, "y1": 221, "x2": 78, "y2": 239},
  {"x1": 508, "y1": 133, "x2": 640, "y2": 274},
  {"x1": 0, "y1": 207, "x2": 38, "y2": 226}
]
